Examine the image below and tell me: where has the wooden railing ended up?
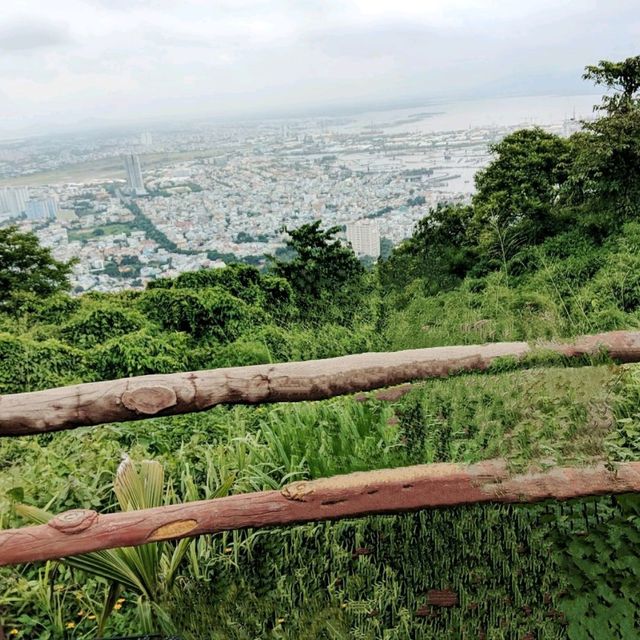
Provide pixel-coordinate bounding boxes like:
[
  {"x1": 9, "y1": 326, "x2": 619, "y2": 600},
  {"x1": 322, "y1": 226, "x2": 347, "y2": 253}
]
[
  {"x1": 2, "y1": 331, "x2": 640, "y2": 437},
  {"x1": 2, "y1": 460, "x2": 640, "y2": 566},
  {"x1": 1, "y1": 330, "x2": 640, "y2": 567}
]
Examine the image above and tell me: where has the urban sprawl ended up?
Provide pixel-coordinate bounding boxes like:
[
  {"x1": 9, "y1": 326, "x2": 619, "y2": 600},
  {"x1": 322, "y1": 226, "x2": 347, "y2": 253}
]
[{"x1": 0, "y1": 111, "x2": 581, "y2": 293}]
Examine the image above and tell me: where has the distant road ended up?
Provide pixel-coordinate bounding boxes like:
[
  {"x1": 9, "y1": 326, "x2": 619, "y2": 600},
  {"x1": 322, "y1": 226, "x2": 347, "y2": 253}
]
[{"x1": 0, "y1": 149, "x2": 215, "y2": 187}]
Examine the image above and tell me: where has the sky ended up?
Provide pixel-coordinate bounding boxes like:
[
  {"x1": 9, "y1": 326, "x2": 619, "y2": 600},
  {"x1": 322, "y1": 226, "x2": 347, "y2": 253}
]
[{"x1": 0, "y1": 0, "x2": 638, "y2": 136}]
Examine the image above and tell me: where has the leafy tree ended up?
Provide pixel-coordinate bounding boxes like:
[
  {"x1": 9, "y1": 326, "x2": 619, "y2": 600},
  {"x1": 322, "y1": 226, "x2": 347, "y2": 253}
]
[
  {"x1": 0, "y1": 333, "x2": 86, "y2": 392},
  {"x1": 61, "y1": 305, "x2": 148, "y2": 348},
  {"x1": 151, "y1": 264, "x2": 261, "y2": 299},
  {"x1": 149, "y1": 265, "x2": 294, "y2": 320},
  {"x1": 379, "y1": 203, "x2": 475, "y2": 296},
  {"x1": 472, "y1": 128, "x2": 572, "y2": 250},
  {"x1": 270, "y1": 221, "x2": 365, "y2": 322},
  {"x1": 258, "y1": 274, "x2": 295, "y2": 320},
  {"x1": 90, "y1": 329, "x2": 190, "y2": 379},
  {"x1": 0, "y1": 226, "x2": 74, "y2": 309},
  {"x1": 139, "y1": 288, "x2": 263, "y2": 341},
  {"x1": 583, "y1": 56, "x2": 640, "y2": 114},
  {"x1": 32, "y1": 293, "x2": 81, "y2": 325},
  {"x1": 380, "y1": 237, "x2": 394, "y2": 260},
  {"x1": 568, "y1": 56, "x2": 640, "y2": 222}
]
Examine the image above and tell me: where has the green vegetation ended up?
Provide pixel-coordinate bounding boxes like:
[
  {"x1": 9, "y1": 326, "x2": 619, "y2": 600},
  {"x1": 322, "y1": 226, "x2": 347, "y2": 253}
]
[
  {"x1": 235, "y1": 231, "x2": 269, "y2": 243},
  {"x1": 270, "y1": 220, "x2": 370, "y2": 324},
  {"x1": 124, "y1": 202, "x2": 185, "y2": 254},
  {"x1": 1, "y1": 56, "x2": 640, "y2": 638},
  {"x1": 67, "y1": 223, "x2": 136, "y2": 242},
  {"x1": 0, "y1": 226, "x2": 75, "y2": 312}
]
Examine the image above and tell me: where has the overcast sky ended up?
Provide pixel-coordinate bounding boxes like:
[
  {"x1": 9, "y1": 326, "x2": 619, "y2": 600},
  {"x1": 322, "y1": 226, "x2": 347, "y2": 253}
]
[{"x1": 1, "y1": 0, "x2": 638, "y2": 136}]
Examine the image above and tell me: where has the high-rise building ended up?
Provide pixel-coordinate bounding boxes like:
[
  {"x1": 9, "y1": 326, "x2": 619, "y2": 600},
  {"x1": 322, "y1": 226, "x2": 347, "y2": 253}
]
[
  {"x1": 25, "y1": 197, "x2": 58, "y2": 221},
  {"x1": 0, "y1": 187, "x2": 29, "y2": 216},
  {"x1": 140, "y1": 132, "x2": 153, "y2": 146},
  {"x1": 346, "y1": 219, "x2": 381, "y2": 258},
  {"x1": 123, "y1": 154, "x2": 146, "y2": 196}
]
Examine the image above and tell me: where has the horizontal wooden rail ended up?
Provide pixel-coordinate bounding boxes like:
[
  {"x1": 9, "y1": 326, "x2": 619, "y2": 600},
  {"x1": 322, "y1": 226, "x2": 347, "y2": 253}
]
[
  {"x1": 2, "y1": 460, "x2": 640, "y2": 566},
  {"x1": 2, "y1": 330, "x2": 640, "y2": 437}
]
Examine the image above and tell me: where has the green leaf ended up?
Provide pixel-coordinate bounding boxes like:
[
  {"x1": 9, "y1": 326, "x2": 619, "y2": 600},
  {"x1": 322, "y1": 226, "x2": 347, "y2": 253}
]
[{"x1": 6, "y1": 486, "x2": 24, "y2": 502}]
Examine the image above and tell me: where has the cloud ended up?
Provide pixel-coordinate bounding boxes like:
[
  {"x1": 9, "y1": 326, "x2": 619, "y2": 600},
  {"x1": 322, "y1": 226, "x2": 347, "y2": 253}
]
[
  {"x1": 0, "y1": 0, "x2": 638, "y2": 135},
  {"x1": 0, "y1": 18, "x2": 72, "y2": 51}
]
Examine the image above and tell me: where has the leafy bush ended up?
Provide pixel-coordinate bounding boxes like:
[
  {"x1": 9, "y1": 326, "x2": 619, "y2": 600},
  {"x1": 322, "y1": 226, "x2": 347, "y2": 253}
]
[
  {"x1": 212, "y1": 340, "x2": 273, "y2": 368},
  {"x1": 33, "y1": 294, "x2": 82, "y2": 325},
  {"x1": 0, "y1": 333, "x2": 86, "y2": 392},
  {"x1": 61, "y1": 305, "x2": 148, "y2": 348},
  {"x1": 139, "y1": 288, "x2": 264, "y2": 341},
  {"x1": 0, "y1": 226, "x2": 74, "y2": 310},
  {"x1": 148, "y1": 264, "x2": 294, "y2": 314},
  {"x1": 89, "y1": 330, "x2": 190, "y2": 379}
]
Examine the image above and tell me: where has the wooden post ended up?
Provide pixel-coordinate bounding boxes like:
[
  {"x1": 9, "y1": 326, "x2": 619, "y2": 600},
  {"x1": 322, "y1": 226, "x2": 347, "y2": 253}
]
[
  {"x1": 2, "y1": 460, "x2": 640, "y2": 566},
  {"x1": 1, "y1": 331, "x2": 639, "y2": 437}
]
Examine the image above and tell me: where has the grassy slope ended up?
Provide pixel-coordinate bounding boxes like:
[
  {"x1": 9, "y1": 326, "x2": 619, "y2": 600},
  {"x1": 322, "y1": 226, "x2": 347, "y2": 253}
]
[{"x1": 2, "y1": 363, "x2": 640, "y2": 638}]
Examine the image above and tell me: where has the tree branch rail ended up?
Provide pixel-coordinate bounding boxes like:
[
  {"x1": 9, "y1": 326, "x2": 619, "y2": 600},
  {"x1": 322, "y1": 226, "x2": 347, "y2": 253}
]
[
  {"x1": 2, "y1": 459, "x2": 640, "y2": 566},
  {"x1": 2, "y1": 330, "x2": 640, "y2": 437}
]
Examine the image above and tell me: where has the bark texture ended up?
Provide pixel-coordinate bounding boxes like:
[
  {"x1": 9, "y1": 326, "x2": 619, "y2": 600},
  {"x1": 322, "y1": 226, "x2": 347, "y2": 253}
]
[
  {"x1": 2, "y1": 460, "x2": 640, "y2": 566},
  {"x1": 2, "y1": 331, "x2": 639, "y2": 437}
]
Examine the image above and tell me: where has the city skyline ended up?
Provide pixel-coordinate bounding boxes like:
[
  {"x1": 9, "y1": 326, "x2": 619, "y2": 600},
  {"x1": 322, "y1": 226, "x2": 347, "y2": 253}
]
[{"x1": 0, "y1": 91, "x2": 587, "y2": 294}]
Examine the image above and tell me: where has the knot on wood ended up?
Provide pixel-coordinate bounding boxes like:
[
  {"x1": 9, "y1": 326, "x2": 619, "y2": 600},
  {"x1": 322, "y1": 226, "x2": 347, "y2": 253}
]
[
  {"x1": 281, "y1": 481, "x2": 313, "y2": 501},
  {"x1": 121, "y1": 385, "x2": 177, "y2": 415},
  {"x1": 147, "y1": 519, "x2": 198, "y2": 542},
  {"x1": 47, "y1": 509, "x2": 98, "y2": 534}
]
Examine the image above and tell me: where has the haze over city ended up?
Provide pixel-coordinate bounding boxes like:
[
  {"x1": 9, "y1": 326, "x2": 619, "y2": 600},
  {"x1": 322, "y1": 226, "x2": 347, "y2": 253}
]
[{"x1": 1, "y1": 0, "x2": 639, "y2": 137}]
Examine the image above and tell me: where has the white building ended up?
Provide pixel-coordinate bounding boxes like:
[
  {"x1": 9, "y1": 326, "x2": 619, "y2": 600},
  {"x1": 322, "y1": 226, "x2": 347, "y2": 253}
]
[
  {"x1": 346, "y1": 219, "x2": 381, "y2": 258},
  {"x1": 123, "y1": 154, "x2": 146, "y2": 195},
  {"x1": 0, "y1": 187, "x2": 29, "y2": 217},
  {"x1": 25, "y1": 197, "x2": 58, "y2": 221}
]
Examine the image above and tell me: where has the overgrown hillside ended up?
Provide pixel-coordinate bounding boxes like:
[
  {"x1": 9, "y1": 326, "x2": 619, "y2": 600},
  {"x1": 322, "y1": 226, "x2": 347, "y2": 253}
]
[{"x1": 1, "y1": 57, "x2": 640, "y2": 639}]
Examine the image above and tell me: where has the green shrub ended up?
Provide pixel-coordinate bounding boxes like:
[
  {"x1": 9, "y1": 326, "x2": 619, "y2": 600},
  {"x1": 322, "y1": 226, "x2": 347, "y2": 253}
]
[
  {"x1": 139, "y1": 288, "x2": 265, "y2": 341},
  {"x1": 148, "y1": 266, "x2": 295, "y2": 320},
  {"x1": 241, "y1": 325, "x2": 295, "y2": 362},
  {"x1": 213, "y1": 340, "x2": 272, "y2": 368},
  {"x1": 89, "y1": 329, "x2": 190, "y2": 379},
  {"x1": 0, "y1": 333, "x2": 86, "y2": 392},
  {"x1": 33, "y1": 293, "x2": 82, "y2": 325},
  {"x1": 61, "y1": 305, "x2": 148, "y2": 347}
]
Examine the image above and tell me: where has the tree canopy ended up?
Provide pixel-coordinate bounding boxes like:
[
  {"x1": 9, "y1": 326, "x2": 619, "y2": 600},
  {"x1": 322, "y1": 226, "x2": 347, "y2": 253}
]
[
  {"x1": 472, "y1": 128, "x2": 572, "y2": 247},
  {"x1": 270, "y1": 221, "x2": 366, "y2": 323},
  {"x1": 0, "y1": 226, "x2": 74, "y2": 309},
  {"x1": 571, "y1": 55, "x2": 640, "y2": 221},
  {"x1": 584, "y1": 56, "x2": 640, "y2": 113}
]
